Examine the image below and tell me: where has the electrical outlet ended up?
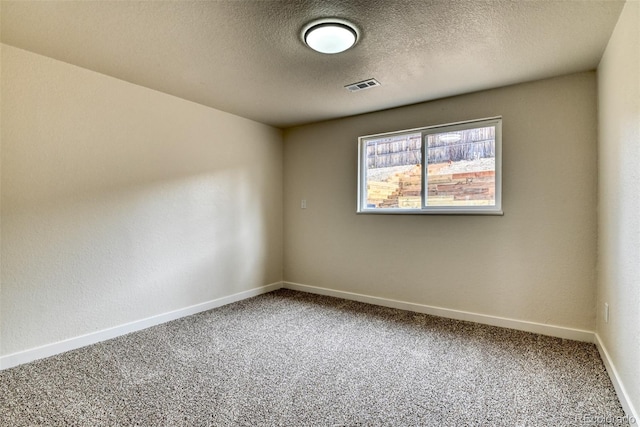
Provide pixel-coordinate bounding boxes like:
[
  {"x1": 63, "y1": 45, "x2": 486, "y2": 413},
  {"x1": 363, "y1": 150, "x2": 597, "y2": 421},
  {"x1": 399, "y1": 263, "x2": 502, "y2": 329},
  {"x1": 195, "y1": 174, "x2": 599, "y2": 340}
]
[
  {"x1": 301, "y1": 199, "x2": 307, "y2": 209},
  {"x1": 604, "y1": 303, "x2": 609, "y2": 323}
]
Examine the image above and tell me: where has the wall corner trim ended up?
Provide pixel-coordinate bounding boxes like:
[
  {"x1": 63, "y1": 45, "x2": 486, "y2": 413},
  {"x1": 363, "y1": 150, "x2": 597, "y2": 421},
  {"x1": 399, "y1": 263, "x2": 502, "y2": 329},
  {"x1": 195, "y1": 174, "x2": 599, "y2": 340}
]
[
  {"x1": 595, "y1": 333, "x2": 639, "y2": 423},
  {"x1": 0, "y1": 282, "x2": 284, "y2": 371},
  {"x1": 282, "y1": 282, "x2": 595, "y2": 342}
]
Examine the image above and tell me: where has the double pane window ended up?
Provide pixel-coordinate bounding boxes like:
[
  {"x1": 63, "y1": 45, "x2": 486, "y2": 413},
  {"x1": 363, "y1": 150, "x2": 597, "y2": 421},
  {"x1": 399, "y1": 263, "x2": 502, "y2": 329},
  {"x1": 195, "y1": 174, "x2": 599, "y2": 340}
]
[{"x1": 358, "y1": 117, "x2": 502, "y2": 215}]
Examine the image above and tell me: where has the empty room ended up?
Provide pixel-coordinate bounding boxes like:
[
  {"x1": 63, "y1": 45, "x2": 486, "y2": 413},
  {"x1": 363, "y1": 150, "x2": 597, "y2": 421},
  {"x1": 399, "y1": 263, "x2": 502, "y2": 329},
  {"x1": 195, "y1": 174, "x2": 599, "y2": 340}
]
[{"x1": 1, "y1": 0, "x2": 638, "y2": 425}]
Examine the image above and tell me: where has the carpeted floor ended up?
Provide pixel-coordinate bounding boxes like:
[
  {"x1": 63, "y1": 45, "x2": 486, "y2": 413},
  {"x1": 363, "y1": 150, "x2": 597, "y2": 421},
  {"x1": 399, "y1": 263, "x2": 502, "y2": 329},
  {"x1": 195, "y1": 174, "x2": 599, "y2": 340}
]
[{"x1": 0, "y1": 289, "x2": 629, "y2": 426}]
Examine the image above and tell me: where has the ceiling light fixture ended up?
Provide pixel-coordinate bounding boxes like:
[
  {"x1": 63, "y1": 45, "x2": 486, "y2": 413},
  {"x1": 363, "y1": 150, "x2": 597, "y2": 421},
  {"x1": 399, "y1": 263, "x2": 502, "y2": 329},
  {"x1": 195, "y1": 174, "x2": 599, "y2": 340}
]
[{"x1": 303, "y1": 19, "x2": 359, "y2": 54}]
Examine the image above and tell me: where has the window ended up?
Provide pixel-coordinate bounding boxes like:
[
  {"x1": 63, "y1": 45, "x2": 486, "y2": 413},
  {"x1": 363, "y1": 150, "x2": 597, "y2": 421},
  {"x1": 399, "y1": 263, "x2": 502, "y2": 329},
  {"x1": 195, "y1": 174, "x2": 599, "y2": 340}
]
[{"x1": 357, "y1": 117, "x2": 502, "y2": 214}]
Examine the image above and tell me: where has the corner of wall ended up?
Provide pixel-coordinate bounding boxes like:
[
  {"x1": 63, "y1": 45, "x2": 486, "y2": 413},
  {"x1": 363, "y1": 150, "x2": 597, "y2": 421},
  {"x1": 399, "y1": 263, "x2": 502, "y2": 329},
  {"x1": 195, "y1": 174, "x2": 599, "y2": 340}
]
[{"x1": 595, "y1": 0, "x2": 640, "y2": 421}]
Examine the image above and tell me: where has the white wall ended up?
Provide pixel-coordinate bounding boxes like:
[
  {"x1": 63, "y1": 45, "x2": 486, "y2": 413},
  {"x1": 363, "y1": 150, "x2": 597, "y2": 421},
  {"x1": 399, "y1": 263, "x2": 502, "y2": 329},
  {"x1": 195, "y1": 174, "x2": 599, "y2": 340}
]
[
  {"x1": 597, "y1": 0, "x2": 640, "y2": 418},
  {"x1": 284, "y1": 72, "x2": 597, "y2": 332},
  {"x1": 0, "y1": 45, "x2": 283, "y2": 357}
]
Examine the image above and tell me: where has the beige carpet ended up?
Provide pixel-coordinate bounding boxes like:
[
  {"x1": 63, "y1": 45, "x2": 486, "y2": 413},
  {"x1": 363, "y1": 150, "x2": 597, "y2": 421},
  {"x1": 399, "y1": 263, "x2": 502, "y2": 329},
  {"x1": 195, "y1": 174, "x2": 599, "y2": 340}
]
[{"x1": 0, "y1": 289, "x2": 629, "y2": 426}]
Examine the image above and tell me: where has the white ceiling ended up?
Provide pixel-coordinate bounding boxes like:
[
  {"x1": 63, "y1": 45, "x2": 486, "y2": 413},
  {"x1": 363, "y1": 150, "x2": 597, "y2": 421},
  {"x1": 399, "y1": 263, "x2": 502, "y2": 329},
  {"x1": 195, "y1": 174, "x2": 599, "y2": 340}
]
[{"x1": 1, "y1": 0, "x2": 625, "y2": 128}]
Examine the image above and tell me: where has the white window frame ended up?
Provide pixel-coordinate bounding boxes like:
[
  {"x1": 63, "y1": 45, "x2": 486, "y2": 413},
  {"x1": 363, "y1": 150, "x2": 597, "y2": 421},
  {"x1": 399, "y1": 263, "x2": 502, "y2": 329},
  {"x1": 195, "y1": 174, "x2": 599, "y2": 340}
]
[{"x1": 357, "y1": 117, "x2": 503, "y2": 215}]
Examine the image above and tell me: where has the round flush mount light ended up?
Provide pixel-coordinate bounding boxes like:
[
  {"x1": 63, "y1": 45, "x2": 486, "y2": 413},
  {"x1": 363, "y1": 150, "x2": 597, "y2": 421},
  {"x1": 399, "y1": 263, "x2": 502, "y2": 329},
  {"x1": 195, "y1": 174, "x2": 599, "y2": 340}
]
[{"x1": 302, "y1": 19, "x2": 359, "y2": 54}]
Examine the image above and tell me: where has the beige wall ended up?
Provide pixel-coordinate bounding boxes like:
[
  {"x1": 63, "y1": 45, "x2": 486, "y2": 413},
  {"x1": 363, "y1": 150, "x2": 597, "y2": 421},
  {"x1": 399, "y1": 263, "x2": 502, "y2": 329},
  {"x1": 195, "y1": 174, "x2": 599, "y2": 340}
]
[
  {"x1": 597, "y1": 0, "x2": 640, "y2": 418},
  {"x1": 0, "y1": 45, "x2": 283, "y2": 356},
  {"x1": 0, "y1": 8, "x2": 636, "y2": 415},
  {"x1": 284, "y1": 72, "x2": 597, "y2": 331}
]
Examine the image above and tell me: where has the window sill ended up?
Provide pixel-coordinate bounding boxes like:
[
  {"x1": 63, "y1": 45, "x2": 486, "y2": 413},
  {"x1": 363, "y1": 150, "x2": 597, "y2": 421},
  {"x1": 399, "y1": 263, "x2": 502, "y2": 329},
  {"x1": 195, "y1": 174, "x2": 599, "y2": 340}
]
[{"x1": 356, "y1": 209, "x2": 504, "y2": 216}]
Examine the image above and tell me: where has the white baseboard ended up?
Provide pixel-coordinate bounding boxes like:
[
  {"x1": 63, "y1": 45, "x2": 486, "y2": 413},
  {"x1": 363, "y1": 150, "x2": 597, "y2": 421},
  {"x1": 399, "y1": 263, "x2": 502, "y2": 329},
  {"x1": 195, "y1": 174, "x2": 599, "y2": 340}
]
[
  {"x1": 0, "y1": 282, "x2": 283, "y2": 370},
  {"x1": 282, "y1": 282, "x2": 595, "y2": 343},
  {"x1": 4, "y1": 280, "x2": 633, "y2": 422},
  {"x1": 595, "y1": 334, "x2": 639, "y2": 424}
]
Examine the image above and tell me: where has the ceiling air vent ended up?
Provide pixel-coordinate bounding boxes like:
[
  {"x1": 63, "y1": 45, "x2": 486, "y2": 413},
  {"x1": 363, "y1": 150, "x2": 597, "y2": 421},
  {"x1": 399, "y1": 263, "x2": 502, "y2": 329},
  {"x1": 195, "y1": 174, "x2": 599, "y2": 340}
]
[{"x1": 345, "y1": 78, "x2": 380, "y2": 92}]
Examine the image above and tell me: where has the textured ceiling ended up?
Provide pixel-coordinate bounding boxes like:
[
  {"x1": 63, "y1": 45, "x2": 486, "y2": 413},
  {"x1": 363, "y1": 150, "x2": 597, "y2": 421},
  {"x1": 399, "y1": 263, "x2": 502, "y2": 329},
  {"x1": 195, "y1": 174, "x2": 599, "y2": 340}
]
[{"x1": 1, "y1": 0, "x2": 625, "y2": 128}]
